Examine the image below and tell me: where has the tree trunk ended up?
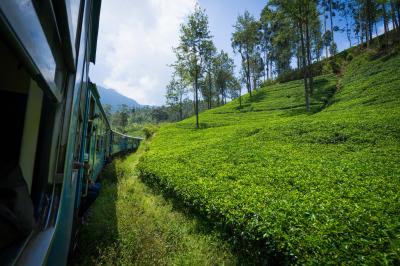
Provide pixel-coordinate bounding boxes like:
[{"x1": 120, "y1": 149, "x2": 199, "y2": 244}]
[
  {"x1": 390, "y1": 0, "x2": 400, "y2": 35},
  {"x1": 324, "y1": 12, "x2": 328, "y2": 57},
  {"x1": 269, "y1": 60, "x2": 274, "y2": 80},
  {"x1": 208, "y1": 73, "x2": 212, "y2": 109},
  {"x1": 397, "y1": 0, "x2": 400, "y2": 32},
  {"x1": 344, "y1": 10, "x2": 352, "y2": 48},
  {"x1": 239, "y1": 87, "x2": 242, "y2": 107},
  {"x1": 195, "y1": 71, "x2": 199, "y2": 129},
  {"x1": 365, "y1": 21, "x2": 370, "y2": 47},
  {"x1": 222, "y1": 85, "x2": 226, "y2": 104},
  {"x1": 305, "y1": 4, "x2": 314, "y2": 96},
  {"x1": 383, "y1": 3, "x2": 389, "y2": 49},
  {"x1": 179, "y1": 96, "x2": 183, "y2": 121},
  {"x1": 246, "y1": 54, "x2": 252, "y2": 97},
  {"x1": 263, "y1": 50, "x2": 267, "y2": 82},
  {"x1": 297, "y1": 52, "x2": 301, "y2": 69},
  {"x1": 220, "y1": 86, "x2": 223, "y2": 105},
  {"x1": 299, "y1": 5, "x2": 310, "y2": 113},
  {"x1": 329, "y1": 0, "x2": 335, "y2": 55},
  {"x1": 359, "y1": 11, "x2": 364, "y2": 48},
  {"x1": 368, "y1": 0, "x2": 374, "y2": 43},
  {"x1": 347, "y1": 26, "x2": 352, "y2": 47}
]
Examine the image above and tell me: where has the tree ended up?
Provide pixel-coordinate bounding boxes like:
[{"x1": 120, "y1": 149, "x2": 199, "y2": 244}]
[
  {"x1": 329, "y1": 0, "x2": 337, "y2": 55},
  {"x1": 166, "y1": 75, "x2": 187, "y2": 121},
  {"x1": 268, "y1": 0, "x2": 319, "y2": 112},
  {"x1": 201, "y1": 42, "x2": 217, "y2": 109},
  {"x1": 320, "y1": 0, "x2": 339, "y2": 56},
  {"x1": 260, "y1": 6, "x2": 274, "y2": 80},
  {"x1": 103, "y1": 104, "x2": 112, "y2": 120},
  {"x1": 114, "y1": 104, "x2": 129, "y2": 133},
  {"x1": 227, "y1": 77, "x2": 242, "y2": 106},
  {"x1": 339, "y1": 0, "x2": 355, "y2": 48},
  {"x1": 249, "y1": 52, "x2": 265, "y2": 90},
  {"x1": 213, "y1": 50, "x2": 235, "y2": 105},
  {"x1": 232, "y1": 11, "x2": 260, "y2": 97},
  {"x1": 389, "y1": 0, "x2": 399, "y2": 34},
  {"x1": 377, "y1": 0, "x2": 390, "y2": 49},
  {"x1": 351, "y1": 0, "x2": 383, "y2": 47},
  {"x1": 174, "y1": 5, "x2": 214, "y2": 128},
  {"x1": 200, "y1": 72, "x2": 215, "y2": 109},
  {"x1": 151, "y1": 107, "x2": 169, "y2": 122},
  {"x1": 268, "y1": 3, "x2": 295, "y2": 75},
  {"x1": 311, "y1": 16, "x2": 324, "y2": 61}
]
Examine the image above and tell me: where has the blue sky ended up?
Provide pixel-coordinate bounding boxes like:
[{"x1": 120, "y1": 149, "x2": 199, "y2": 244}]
[
  {"x1": 91, "y1": 0, "x2": 270, "y2": 106},
  {"x1": 199, "y1": 0, "x2": 267, "y2": 71},
  {"x1": 90, "y1": 1, "x2": 378, "y2": 106}
]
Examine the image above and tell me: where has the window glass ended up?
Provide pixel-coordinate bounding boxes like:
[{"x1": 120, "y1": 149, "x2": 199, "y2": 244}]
[
  {"x1": 0, "y1": 1, "x2": 61, "y2": 100},
  {"x1": 66, "y1": 0, "x2": 81, "y2": 46}
]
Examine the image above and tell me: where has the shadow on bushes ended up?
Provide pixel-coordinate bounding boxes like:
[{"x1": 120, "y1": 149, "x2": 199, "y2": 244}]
[{"x1": 138, "y1": 172, "x2": 292, "y2": 265}]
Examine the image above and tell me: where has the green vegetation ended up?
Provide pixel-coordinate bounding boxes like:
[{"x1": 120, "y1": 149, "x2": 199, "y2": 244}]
[
  {"x1": 73, "y1": 141, "x2": 236, "y2": 265},
  {"x1": 138, "y1": 48, "x2": 400, "y2": 264}
]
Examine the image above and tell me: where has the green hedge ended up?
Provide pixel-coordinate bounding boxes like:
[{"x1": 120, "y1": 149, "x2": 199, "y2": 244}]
[{"x1": 138, "y1": 49, "x2": 400, "y2": 264}]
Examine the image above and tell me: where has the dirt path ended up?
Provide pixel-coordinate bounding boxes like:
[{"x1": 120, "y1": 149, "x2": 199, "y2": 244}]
[{"x1": 72, "y1": 140, "x2": 236, "y2": 265}]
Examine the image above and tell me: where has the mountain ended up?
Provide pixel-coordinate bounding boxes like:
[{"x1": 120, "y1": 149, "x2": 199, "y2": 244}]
[{"x1": 97, "y1": 85, "x2": 142, "y2": 111}]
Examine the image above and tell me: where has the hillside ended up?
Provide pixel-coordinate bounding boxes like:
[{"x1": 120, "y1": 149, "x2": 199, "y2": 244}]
[
  {"x1": 138, "y1": 48, "x2": 400, "y2": 264},
  {"x1": 97, "y1": 85, "x2": 142, "y2": 111}
]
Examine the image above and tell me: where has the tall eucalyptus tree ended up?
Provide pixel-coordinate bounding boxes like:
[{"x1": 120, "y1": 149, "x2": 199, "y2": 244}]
[
  {"x1": 174, "y1": 5, "x2": 214, "y2": 128},
  {"x1": 232, "y1": 11, "x2": 260, "y2": 97},
  {"x1": 213, "y1": 50, "x2": 235, "y2": 105}
]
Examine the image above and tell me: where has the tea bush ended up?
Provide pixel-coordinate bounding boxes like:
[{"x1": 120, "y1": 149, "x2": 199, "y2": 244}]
[{"x1": 138, "y1": 49, "x2": 400, "y2": 264}]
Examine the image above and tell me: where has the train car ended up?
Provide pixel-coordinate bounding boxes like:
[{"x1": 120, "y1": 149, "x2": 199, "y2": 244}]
[
  {"x1": 0, "y1": 1, "x2": 141, "y2": 265},
  {"x1": 111, "y1": 130, "x2": 142, "y2": 155}
]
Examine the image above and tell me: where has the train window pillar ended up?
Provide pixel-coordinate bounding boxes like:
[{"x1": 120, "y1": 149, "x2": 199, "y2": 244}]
[{"x1": 19, "y1": 81, "x2": 43, "y2": 193}]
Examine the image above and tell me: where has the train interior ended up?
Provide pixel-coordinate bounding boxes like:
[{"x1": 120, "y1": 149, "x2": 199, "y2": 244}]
[{"x1": 0, "y1": 31, "x2": 56, "y2": 261}]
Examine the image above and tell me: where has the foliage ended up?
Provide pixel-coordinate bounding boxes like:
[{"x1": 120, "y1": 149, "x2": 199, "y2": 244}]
[
  {"x1": 166, "y1": 75, "x2": 187, "y2": 121},
  {"x1": 150, "y1": 108, "x2": 168, "y2": 122},
  {"x1": 213, "y1": 50, "x2": 237, "y2": 105},
  {"x1": 328, "y1": 58, "x2": 341, "y2": 74},
  {"x1": 173, "y1": 4, "x2": 214, "y2": 128},
  {"x1": 112, "y1": 104, "x2": 131, "y2": 133},
  {"x1": 138, "y1": 48, "x2": 400, "y2": 264},
  {"x1": 142, "y1": 124, "x2": 158, "y2": 140},
  {"x1": 232, "y1": 10, "x2": 260, "y2": 96}
]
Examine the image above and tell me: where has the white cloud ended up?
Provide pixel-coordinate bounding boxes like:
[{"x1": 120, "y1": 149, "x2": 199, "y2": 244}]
[{"x1": 91, "y1": 0, "x2": 196, "y2": 106}]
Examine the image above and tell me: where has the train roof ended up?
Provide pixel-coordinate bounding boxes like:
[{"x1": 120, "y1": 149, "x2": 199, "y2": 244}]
[
  {"x1": 111, "y1": 130, "x2": 144, "y2": 140},
  {"x1": 89, "y1": 0, "x2": 102, "y2": 64}
]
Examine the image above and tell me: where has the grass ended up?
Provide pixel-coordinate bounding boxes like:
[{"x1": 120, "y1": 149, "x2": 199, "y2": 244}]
[
  {"x1": 72, "y1": 141, "x2": 236, "y2": 266},
  {"x1": 138, "y1": 48, "x2": 400, "y2": 264}
]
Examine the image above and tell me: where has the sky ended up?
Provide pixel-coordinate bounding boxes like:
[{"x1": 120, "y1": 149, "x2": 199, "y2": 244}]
[
  {"x1": 91, "y1": 0, "x2": 266, "y2": 106},
  {"x1": 90, "y1": 1, "x2": 381, "y2": 106}
]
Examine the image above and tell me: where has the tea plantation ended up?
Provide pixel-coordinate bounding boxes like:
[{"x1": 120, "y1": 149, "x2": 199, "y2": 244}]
[{"x1": 138, "y1": 49, "x2": 400, "y2": 264}]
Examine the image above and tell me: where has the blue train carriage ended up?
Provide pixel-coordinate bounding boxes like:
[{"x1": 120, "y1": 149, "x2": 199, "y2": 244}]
[
  {"x1": 0, "y1": 0, "x2": 108, "y2": 265},
  {"x1": 111, "y1": 131, "x2": 143, "y2": 155},
  {"x1": 73, "y1": 80, "x2": 110, "y2": 223},
  {"x1": 83, "y1": 81, "x2": 111, "y2": 183}
]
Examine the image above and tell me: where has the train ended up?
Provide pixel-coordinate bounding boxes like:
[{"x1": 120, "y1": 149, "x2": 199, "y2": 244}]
[{"x1": 0, "y1": 1, "x2": 141, "y2": 265}]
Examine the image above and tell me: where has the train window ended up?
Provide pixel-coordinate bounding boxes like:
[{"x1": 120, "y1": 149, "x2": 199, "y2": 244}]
[
  {"x1": 0, "y1": 39, "x2": 40, "y2": 251},
  {"x1": 66, "y1": 0, "x2": 82, "y2": 46},
  {"x1": 0, "y1": 41, "x2": 44, "y2": 192},
  {"x1": 0, "y1": 1, "x2": 62, "y2": 101}
]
